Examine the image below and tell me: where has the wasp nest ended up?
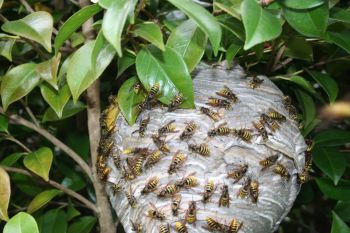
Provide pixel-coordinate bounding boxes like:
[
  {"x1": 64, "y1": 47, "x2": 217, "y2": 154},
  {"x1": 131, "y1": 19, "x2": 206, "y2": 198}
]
[{"x1": 99, "y1": 63, "x2": 309, "y2": 233}]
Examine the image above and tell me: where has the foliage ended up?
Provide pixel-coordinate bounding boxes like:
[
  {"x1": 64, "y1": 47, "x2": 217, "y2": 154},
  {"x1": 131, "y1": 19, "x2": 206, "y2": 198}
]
[{"x1": 0, "y1": 0, "x2": 350, "y2": 232}]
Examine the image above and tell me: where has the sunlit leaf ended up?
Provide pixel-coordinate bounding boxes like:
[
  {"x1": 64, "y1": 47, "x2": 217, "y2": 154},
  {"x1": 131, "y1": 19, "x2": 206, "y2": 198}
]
[
  {"x1": 307, "y1": 70, "x2": 338, "y2": 102},
  {"x1": 42, "y1": 101, "x2": 86, "y2": 122},
  {"x1": 331, "y1": 211, "x2": 350, "y2": 233},
  {"x1": 40, "y1": 84, "x2": 71, "y2": 118},
  {"x1": 3, "y1": 212, "x2": 39, "y2": 233},
  {"x1": 214, "y1": 2, "x2": 241, "y2": 20},
  {"x1": 0, "y1": 38, "x2": 16, "y2": 61},
  {"x1": 23, "y1": 147, "x2": 53, "y2": 181},
  {"x1": 36, "y1": 54, "x2": 61, "y2": 90},
  {"x1": 27, "y1": 189, "x2": 61, "y2": 214},
  {"x1": 0, "y1": 167, "x2": 10, "y2": 221},
  {"x1": 67, "y1": 216, "x2": 97, "y2": 233},
  {"x1": 134, "y1": 22, "x2": 165, "y2": 51},
  {"x1": 316, "y1": 178, "x2": 350, "y2": 201},
  {"x1": 279, "y1": 0, "x2": 324, "y2": 9}
]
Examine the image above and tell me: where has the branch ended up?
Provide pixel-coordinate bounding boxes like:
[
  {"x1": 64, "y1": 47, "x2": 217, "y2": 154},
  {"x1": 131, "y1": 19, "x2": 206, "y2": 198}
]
[
  {"x1": 2, "y1": 166, "x2": 98, "y2": 213},
  {"x1": 0, "y1": 107, "x2": 92, "y2": 180},
  {"x1": 5, "y1": 135, "x2": 31, "y2": 153}
]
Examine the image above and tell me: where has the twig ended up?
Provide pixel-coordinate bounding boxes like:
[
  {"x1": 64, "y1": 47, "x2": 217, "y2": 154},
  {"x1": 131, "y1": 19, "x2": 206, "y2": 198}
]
[
  {"x1": 135, "y1": 0, "x2": 146, "y2": 17},
  {"x1": 2, "y1": 166, "x2": 97, "y2": 213},
  {"x1": 21, "y1": 100, "x2": 40, "y2": 127},
  {"x1": 0, "y1": 107, "x2": 93, "y2": 180},
  {"x1": 79, "y1": 1, "x2": 117, "y2": 233},
  {"x1": 19, "y1": 0, "x2": 35, "y2": 13},
  {"x1": 5, "y1": 135, "x2": 31, "y2": 153}
]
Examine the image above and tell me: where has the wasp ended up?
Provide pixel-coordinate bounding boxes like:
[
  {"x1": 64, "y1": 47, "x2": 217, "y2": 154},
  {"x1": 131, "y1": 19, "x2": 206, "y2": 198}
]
[
  {"x1": 298, "y1": 170, "x2": 310, "y2": 184},
  {"x1": 130, "y1": 82, "x2": 142, "y2": 95},
  {"x1": 141, "y1": 176, "x2": 159, "y2": 194},
  {"x1": 219, "y1": 184, "x2": 230, "y2": 207},
  {"x1": 168, "y1": 151, "x2": 187, "y2": 174},
  {"x1": 171, "y1": 194, "x2": 182, "y2": 216},
  {"x1": 252, "y1": 120, "x2": 268, "y2": 141},
  {"x1": 112, "y1": 151, "x2": 122, "y2": 169},
  {"x1": 232, "y1": 128, "x2": 253, "y2": 143},
  {"x1": 175, "y1": 172, "x2": 198, "y2": 188},
  {"x1": 304, "y1": 156, "x2": 313, "y2": 172},
  {"x1": 152, "y1": 134, "x2": 170, "y2": 153},
  {"x1": 130, "y1": 220, "x2": 142, "y2": 233},
  {"x1": 273, "y1": 163, "x2": 290, "y2": 180},
  {"x1": 248, "y1": 75, "x2": 264, "y2": 89},
  {"x1": 260, "y1": 114, "x2": 280, "y2": 132},
  {"x1": 259, "y1": 155, "x2": 278, "y2": 170},
  {"x1": 237, "y1": 178, "x2": 251, "y2": 199},
  {"x1": 206, "y1": 97, "x2": 231, "y2": 109},
  {"x1": 216, "y1": 85, "x2": 238, "y2": 102},
  {"x1": 202, "y1": 180, "x2": 215, "y2": 203},
  {"x1": 228, "y1": 218, "x2": 243, "y2": 233},
  {"x1": 208, "y1": 122, "x2": 231, "y2": 137},
  {"x1": 200, "y1": 107, "x2": 220, "y2": 122},
  {"x1": 130, "y1": 154, "x2": 147, "y2": 176},
  {"x1": 99, "y1": 139, "x2": 114, "y2": 156},
  {"x1": 305, "y1": 139, "x2": 314, "y2": 153},
  {"x1": 250, "y1": 180, "x2": 259, "y2": 203},
  {"x1": 121, "y1": 165, "x2": 135, "y2": 181},
  {"x1": 111, "y1": 180, "x2": 123, "y2": 194},
  {"x1": 144, "y1": 150, "x2": 162, "y2": 169},
  {"x1": 205, "y1": 217, "x2": 224, "y2": 231},
  {"x1": 132, "y1": 115, "x2": 150, "y2": 137},
  {"x1": 147, "y1": 83, "x2": 160, "y2": 100},
  {"x1": 96, "y1": 154, "x2": 106, "y2": 170},
  {"x1": 100, "y1": 166, "x2": 111, "y2": 180},
  {"x1": 175, "y1": 221, "x2": 187, "y2": 233},
  {"x1": 147, "y1": 203, "x2": 165, "y2": 221},
  {"x1": 159, "y1": 224, "x2": 170, "y2": 233},
  {"x1": 158, "y1": 120, "x2": 178, "y2": 136},
  {"x1": 126, "y1": 186, "x2": 137, "y2": 208},
  {"x1": 158, "y1": 183, "x2": 178, "y2": 197},
  {"x1": 267, "y1": 109, "x2": 286, "y2": 122},
  {"x1": 168, "y1": 92, "x2": 184, "y2": 112},
  {"x1": 185, "y1": 201, "x2": 197, "y2": 224},
  {"x1": 188, "y1": 143, "x2": 210, "y2": 156},
  {"x1": 227, "y1": 164, "x2": 248, "y2": 183},
  {"x1": 122, "y1": 147, "x2": 149, "y2": 156},
  {"x1": 180, "y1": 121, "x2": 197, "y2": 140}
]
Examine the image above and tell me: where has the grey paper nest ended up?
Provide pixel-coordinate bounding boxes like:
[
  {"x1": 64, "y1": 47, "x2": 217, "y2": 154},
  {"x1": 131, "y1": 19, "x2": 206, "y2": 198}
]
[{"x1": 102, "y1": 63, "x2": 307, "y2": 233}]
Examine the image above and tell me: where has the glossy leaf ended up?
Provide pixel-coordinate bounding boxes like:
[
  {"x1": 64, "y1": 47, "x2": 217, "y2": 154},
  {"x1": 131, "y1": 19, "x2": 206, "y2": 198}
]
[
  {"x1": 67, "y1": 216, "x2": 97, "y2": 233},
  {"x1": 217, "y1": 15, "x2": 245, "y2": 42},
  {"x1": 326, "y1": 31, "x2": 350, "y2": 54},
  {"x1": 279, "y1": 0, "x2": 324, "y2": 9},
  {"x1": 36, "y1": 54, "x2": 61, "y2": 90},
  {"x1": 214, "y1": 2, "x2": 241, "y2": 20},
  {"x1": 334, "y1": 201, "x2": 350, "y2": 222},
  {"x1": 70, "y1": 32, "x2": 85, "y2": 48},
  {"x1": 167, "y1": 19, "x2": 207, "y2": 72},
  {"x1": 102, "y1": 0, "x2": 137, "y2": 56},
  {"x1": 27, "y1": 189, "x2": 61, "y2": 214},
  {"x1": 0, "y1": 63, "x2": 40, "y2": 111},
  {"x1": 0, "y1": 38, "x2": 16, "y2": 61},
  {"x1": 0, "y1": 114, "x2": 8, "y2": 133},
  {"x1": 0, "y1": 152, "x2": 25, "y2": 166},
  {"x1": 330, "y1": 8, "x2": 350, "y2": 24},
  {"x1": 313, "y1": 147, "x2": 346, "y2": 185},
  {"x1": 98, "y1": 0, "x2": 113, "y2": 9},
  {"x1": 42, "y1": 100, "x2": 86, "y2": 122},
  {"x1": 38, "y1": 209, "x2": 67, "y2": 233},
  {"x1": 67, "y1": 203, "x2": 81, "y2": 221},
  {"x1": 294, "y1": 89, "x2": 316, "y2": 128},
  {"x1": 117, "y1": 77, "x2": 146, "y2": 125},
  {"x1": 226, "y1": 42, "x2": 242, "y2": 68},
  {"x1": 0, "y1": 167, "x2": 10, "y2": 221},
  {"x1": 331, "y1": 211, "x2": 350, "y2": 233},
  {"x1": 302, "y1": 118, "x2": 320, "y2": 137},
  {"x1": 23, "y1": 147, "x2": 53, "y2": 181},
  {"x1": 278, "y1": 75, "x2": 316, "y2": 95},
  {"x1": 307, "y1": 70, "x2": 338, "y2": 102},
  {"x1": 314, "y1": 129, "x2": 350, "y2": 146},
  {"x1": 1, "y1": 11, "x2": 53, "y2": 52},
  {"x1": 316, "y1": 178, "x2": 350, "y2": 201},
  {"x1": 241, "y1": 0, "x2": 282, "y2": 50},
  {"x1": 283, "y1": 3, "x2": 329, "y2": 37},
  {"x1": 54, "y1": 4, "x2": 102, "y2": 53},
  {"x1": 40, "y1": 84, "x2": 71, "y2": 118},
  {"x1": 284, "y1": 36, "x2": 313, "y2": 61},
  {"x1": 134, "y1": 22, "x2": 165, "y2": 51},
  {"x1": 3, "y1": 212, "x2": 39, "y2": 233},
  {"x1": 168, "y1": 0, "x2": 222, "y2": 55},
  {"x1": 117, "y1": 50, "x2": 135, "y2": 77},
  {"x1": 136, "y1": 45, "x2": 195, "y2": 107}
]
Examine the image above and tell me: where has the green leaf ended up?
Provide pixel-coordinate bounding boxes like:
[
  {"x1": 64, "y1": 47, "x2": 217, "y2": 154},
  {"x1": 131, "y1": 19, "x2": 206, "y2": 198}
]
[
  {"x1": 294, "y1": 88, "x2": 316, "y2": 128},
  {"x1": 36, "y1": 54, "x2": 61, "y2": 90},
  {"x1": 241, "y1": 0, "x2": 282, "y2": 50},
  {"x1": 307, "y1": 70, "x2": 338, "y2": 102},
  {"x1": 217, "y1": 15, "x2": 245, "y2": 42},
  {"x1": 334, "y1": 201, "x2": 350, "y2": 222},
  {"x1": 11, "y1": 174, "x2": 42, "y2": 196},
  {"x1": 117, "y1": 77, "x2": 146, "y2": 125},
  {"x1": 284, "y1": 36, "x2": 313, "y2": 61},
  {"x1": 226, "y1": 42, "x2": 242, "y2": 68},
  {"x1": 38, "y1": 209, "x2": 67, "y2": 233},
  {"x1": 0, "y1": 167, "x2": 10, "y2": 221},
  {"x1": 27, "y1": 189, "x2": 61, "y2": 214},
  {"x1": 316, "y1": 178, "x2": 350, "y2": 201},
  {"x1": 98, "y1": 0, "x2": 113, "y2": 9},
  {"x1": 54, "y1": 4, "x2": 102, "y2": 53},
  {"x1": 214, "y1": 2, "x2": 241, "y2": 20},
  {"x1": 42, "y1": 101, "x2": 86, "y2": 122},
  {"x1": 67, "y1": 216, "x2": 97, "y2": 233},
  {"x1": 279, "y1": 0, "x2": 324, "y2": 9},
  {"x1": 1, "y1": 11, "x2": 53, "y2": 52},
  {"x1": 0, "y1": 38, "x2": 16, "y2": 61},
  {"x1": 330, "y1": 8, "x2": 350, "y2": 24},
  {"x1": 326, "y1": 31, "x2": 350, "y2": 54},
  {"x1": 102, "y1": 0, "x2": 137, "y2": 56},
  {"x1": 136, "y1": 45, "x2": 195, "y2": 107},
  {"x1": 70, "y1": 32, "x2": 85, "y2": 48},
  {"x1": 0, "y1": 114, "x2": 8, "y2": 133},
  {"x1": 134, "y1": 22, "x2": 165, "y2": 51},
  {"x1": 168, "y1": 0, "x2": 222, "y2": 56},
  {"x1": 67, "y1": 203, "x2": 81, "y2": 221},
  {"x1": 117, "y1": 50, "x2": 135, "y2": 77},
  {"x1": 167, "y1": 19, "x2": 208, "y2": 72},
  {"x1": 0, "y1": 0, "x2": 3, "y2": 9},
  {"x1": 331, "y1": 211, "x2": 350, "y2": 233},
  {"x1": 0, "y1": 63, "x2": 41, "y2": 111},
  {"x1": 283, "y1": 3, "x2": 329, "y2": 37},
  {"x1": 23, "y1": 147, "x2": 53, "y2": 181},
  {"x1": 302, "y1": 118, "x2": 320, "y2": 137},
  {"x1": 67, "y1": 40, "x2": 115, "y2": 101},
  {"x1": 3, "y1": 212, "x2": 39, "y2": 233},
  {"x1": 0, "y1": 152, "x2": 26, "y2": 166},
  {"x1": 314, "y1": 129, "x2": 350, "y2": 146},
  {"x1": 278, "y1": 75, "x2": 316, "y2": 95},
  {"x1": 313, "y1": 147, "x2": 346, "y2": 185},
  {"x1": 40, "y1": 84, "x2": 71, "y2": 118}
]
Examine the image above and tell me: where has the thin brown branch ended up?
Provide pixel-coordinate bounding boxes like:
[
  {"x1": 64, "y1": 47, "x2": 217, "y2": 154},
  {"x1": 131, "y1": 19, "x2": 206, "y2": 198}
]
[
  {"x1": 19, "y1": 0, "x2": 35, "y2": 13},
  {"x1": 2, "y1": 166, "x2": 98, "y2": 213},
  {"x1": 0, "y1": 107, "x2": 92, "y2": 180},
  {"x1": 5, "y1": 135, "x2": 31, "y2": 153},
  {"x1": 21, "y1": 100, "x2": 40, "y2": 127}
]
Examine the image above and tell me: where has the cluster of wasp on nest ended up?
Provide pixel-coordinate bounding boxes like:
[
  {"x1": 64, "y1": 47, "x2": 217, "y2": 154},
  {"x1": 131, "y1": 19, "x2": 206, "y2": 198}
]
[{"x1": 97, "y1": 64, "x2": 313, "y2": 233}]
